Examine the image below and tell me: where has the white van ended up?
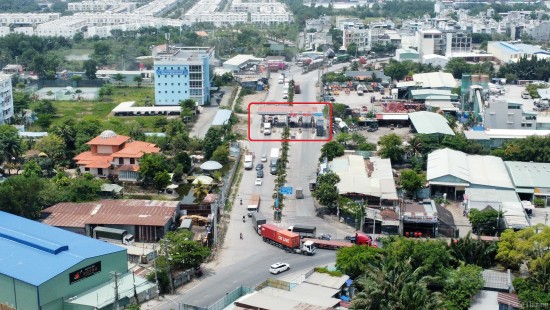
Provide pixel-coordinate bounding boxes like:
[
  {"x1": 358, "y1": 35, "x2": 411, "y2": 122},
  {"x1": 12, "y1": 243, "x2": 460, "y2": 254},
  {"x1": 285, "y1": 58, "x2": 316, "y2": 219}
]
[
  {"x1": 263, "y1": 122, "x2": 272, "y2": 135},
  {"x1": 278, "y1": 76, "x2": 284, "y2": 84},
  {"x1": 521, "y1": 91, "x2": 531, "y2": 99},
  {"x1": 283, "y1": 89, "x2": 289, "y2": 99}
]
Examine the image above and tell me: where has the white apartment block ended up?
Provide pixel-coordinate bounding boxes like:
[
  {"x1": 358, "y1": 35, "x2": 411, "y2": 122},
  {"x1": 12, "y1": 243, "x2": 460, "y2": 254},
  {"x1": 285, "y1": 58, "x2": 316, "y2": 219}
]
[
  {"x1": 6, "y1": 13, "x2": 183, "y2": 38},
  {"x1": 184, "y1": 0, "x2": 291, "y2": 26},
  {"x1": 0, "y1": 13, "x2": 60, "y2": 27},
  {"x1": 0, "y1": 74, "x2": 14, "y2": 125},
  {"x1": 35, "y1": 17, "x2": 88, "y2": 38},
  {"x1": 343, "y1": 27, "x2": 368, "y2": 51},
  {"x1": 68, "y1": 1, "x2": 137, "y2": 13},
  {"x1": 134, "y1": 0, "x2": 181, "y2": 16}
]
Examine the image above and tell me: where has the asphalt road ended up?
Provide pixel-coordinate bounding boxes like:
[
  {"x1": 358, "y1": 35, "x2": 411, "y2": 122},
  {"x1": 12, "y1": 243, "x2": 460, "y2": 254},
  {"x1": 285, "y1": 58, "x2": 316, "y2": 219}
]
[{"x1": 151, "y1": 63, "x2": 354, "y2": 309}]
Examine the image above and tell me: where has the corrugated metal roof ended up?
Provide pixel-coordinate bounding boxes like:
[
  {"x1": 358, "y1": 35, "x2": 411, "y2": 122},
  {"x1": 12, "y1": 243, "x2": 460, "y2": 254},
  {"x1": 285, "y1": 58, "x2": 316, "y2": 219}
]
[
  {"x1": 42, "y1": 200, "x2": 178, "y2": 227},
  {"x1": 304, "y1": 272, "x2": 350, "y2": 289},
  {"x1": 409, "y1": 111, "x2": 455, "y2": 135},
  {"x1": 413, "y1": 72, "x2": 457, "y2": 89},
  {"x1": 0, "y1": 211, "x2": 125, "y2": 286},
  {"x1": 428, "y1": 148, "x2": 514, "y2": 189},
  {"x1": 211, "y1": 109, "x2": 232, "y2": 126},
  {"x1": 505, "y1": 161, "x2": 550, "y2": 189},
  {"x1": 498, "y1": 292, "x2": 521, "y2": 308}
]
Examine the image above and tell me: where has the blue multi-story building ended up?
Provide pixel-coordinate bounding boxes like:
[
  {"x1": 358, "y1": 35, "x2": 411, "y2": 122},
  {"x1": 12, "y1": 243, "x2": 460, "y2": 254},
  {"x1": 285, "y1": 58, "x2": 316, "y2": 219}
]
[{"x1": 153, "y1": 45, "x2": 214, "y2": 106}]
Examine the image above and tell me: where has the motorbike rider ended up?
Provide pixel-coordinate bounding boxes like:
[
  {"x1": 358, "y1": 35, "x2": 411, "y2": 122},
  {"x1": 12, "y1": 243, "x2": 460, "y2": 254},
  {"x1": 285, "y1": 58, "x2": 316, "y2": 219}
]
[{"x1": 240, "y1": 233, "x2": 243, "y2": 240}]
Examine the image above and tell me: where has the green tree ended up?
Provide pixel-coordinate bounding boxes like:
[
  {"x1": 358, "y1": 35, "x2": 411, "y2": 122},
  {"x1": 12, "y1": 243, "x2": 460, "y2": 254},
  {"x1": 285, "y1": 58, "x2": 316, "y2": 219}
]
[
  {"x1": 336, "y1": 132, "x2": 351, "y2": 146},
  {"x1": 378, "y1": 133, "x2": 404, "y2": 163},
  {"x1": 92, "y1": 41, "x2": 111, "y2": 65},
  {"x1": 211, "y1": 144, "x2": 229, "y2": 164},
  {"x1": 351, "y1": 259, "x2": 442, "y2": 310},
  {"x1": 336, "y1": 245, "x2": 382, "y2": 279},
  {"x1": 35, "y1": 134, "x2": 66, "y2": 164},
  {"x1": 313, "y1": 172, "x2": 340, "y2": 210},
  {"x1": 12, "y1": 92, "x2": 32, "y2": 114},
  {"x1": 0, "y1": 125, "x2": 22, "y2": 164},
  {"x1": 22, "y1": 160, "x2": 43, "y2": 178},
  {"x1": 445, "y1": 58, "x2": 472, "y2": 79},
  {"x1": 179, "y1": 99, "x2": 197, "y2": 122},
  {"x1": 173, "y1": 164, "x2": 184, "y2": 182},
  {"x1": 319, "y1": 140, "x2": 344, "y2": 162},
  {"x1": 468, "y1": 208, "x2": 504, "y2": 236},
  {"x1": 173, "y1": 151, "x2": 192, "y2": 174},
  {"x1": 0, "y1": 175, "x2": 47, "y2": 219},
  {"x1": 112, "y1": 73, "x2": 124, "y2": 85},
  {"x1": 350, "y1": 61, "x2": 360, "y2": 71},
  {"x1": 203, "y1": 127, "x2": 224, "y2": 159},
  {"x1": 449, "y1": 232, "x2": 498, "y2": 268},
  {"x1": 83, "y1": 59, "x2": 98, "y2": 80},
  {"x1": 153, "y1": 171, "x2": 172, "y2": 191},
  {"x1": 384, "y1": 59, "x2": 408, "y2": 81},
  {"x1": 400, "y1": 169, "x2": 425, "y2": 198},
  {"x1": 133, "y1": 76, "x2": 143, "y2": 87},
  {"x1": 443, "y1": 265, "x2": 484, "y2": 310},
  {"x1": 163, "y1": 230, "x2": 211, "y2": 270},
  {"x1": 138, "y1": 153, "x2": 169, "y2": 185},
  {"x1": 192, "y1": 180, "x2": 210, "y2": 200},
  {"x1": 496, "y1": 225, "x2": 550, "y2": 271}
]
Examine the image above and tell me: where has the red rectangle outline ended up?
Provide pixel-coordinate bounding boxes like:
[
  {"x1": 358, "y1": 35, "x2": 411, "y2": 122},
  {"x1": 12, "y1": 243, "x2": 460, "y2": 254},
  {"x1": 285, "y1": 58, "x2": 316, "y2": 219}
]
[{"x1": 247, "y1": 102, "x2": 333, "y2": 142}]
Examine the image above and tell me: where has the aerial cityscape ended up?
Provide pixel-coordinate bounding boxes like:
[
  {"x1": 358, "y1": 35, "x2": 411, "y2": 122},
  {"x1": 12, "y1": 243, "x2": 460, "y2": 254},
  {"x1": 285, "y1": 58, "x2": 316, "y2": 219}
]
[{"x1": 0, "y1": 0, "x2": 550, "y2": 309}]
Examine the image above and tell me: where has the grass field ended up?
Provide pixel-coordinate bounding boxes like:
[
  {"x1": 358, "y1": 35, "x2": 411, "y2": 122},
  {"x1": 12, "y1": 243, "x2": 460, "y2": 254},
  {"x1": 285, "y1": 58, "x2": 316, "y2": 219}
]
[{"x1": 31, "y1": 86, "x2": 169, "y2": 132}]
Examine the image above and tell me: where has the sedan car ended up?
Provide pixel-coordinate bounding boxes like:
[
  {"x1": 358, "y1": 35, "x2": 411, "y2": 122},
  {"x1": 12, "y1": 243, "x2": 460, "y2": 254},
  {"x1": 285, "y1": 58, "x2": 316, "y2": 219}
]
[
  {"x1": 255, "y1": 163, "x2": 264, "y2": 171},
  {"x1": 318, "y1": 234, "x2": 332, "y2": 240},
  {"x1": 257, "y1": 170, "x2": 264, "y2": 178},
  {"x1": 255, "y1": 178, "x2": 263, "y2": 186},
  {"x1": 261, "y1": 154, "x2": 267, "y2": 162},
  {"x1": 270, "y1": 166, "x2": 278, "y2": 175},
  {"x1": 269, "y1": 262, "x2": 290, "y2": 274}
]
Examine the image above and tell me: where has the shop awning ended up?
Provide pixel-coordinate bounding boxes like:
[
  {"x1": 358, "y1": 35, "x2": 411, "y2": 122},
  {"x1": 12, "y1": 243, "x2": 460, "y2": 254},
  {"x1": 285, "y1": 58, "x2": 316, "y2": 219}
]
[
  {"x1": 429, "y1": 181, "x2": 470, "y2": 187},
  {"x1": 515, "y1": 187, "x2": 534, "y2": 194}
]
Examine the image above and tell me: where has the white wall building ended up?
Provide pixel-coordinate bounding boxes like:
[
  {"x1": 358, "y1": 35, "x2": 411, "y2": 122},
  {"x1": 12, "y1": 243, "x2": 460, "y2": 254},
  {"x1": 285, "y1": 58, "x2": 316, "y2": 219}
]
[
  {"x1": 0, "y1": 74, "x2": 14, "y2": 124},
  {"x1": 0, "y1": 13, "x2": 60, "y2": 27},
  {"x1": 416, "y1": 29, "x2": 444, "y2": 58},
  {"x1": 68, "y1": 1, "x2": 137, "y2": 13},
  {"x1": 134, "y1": 0, "x2": 181, "y2": 16}
]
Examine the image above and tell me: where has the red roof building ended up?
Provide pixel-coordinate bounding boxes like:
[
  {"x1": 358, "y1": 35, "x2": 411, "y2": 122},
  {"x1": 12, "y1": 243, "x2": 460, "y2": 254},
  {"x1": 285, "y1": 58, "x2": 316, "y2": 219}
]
[
  {"x1": 74, "y1": 130, "x2": 160, "y2": 181},
  {"x1": 41, "y1": 199, "x2": 179, "y2": 242}
]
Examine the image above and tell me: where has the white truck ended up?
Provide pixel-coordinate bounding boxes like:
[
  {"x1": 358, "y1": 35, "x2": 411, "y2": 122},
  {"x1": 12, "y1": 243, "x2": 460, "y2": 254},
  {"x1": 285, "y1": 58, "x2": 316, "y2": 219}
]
[
  {"x1": 247, "y1": 195, "x2": 261, "y2": 216},
  {"x1": 244, "y1": 154, "x2": 254, "y2": 170},
  {"x1": 270, "y1": 148, "x2": 280, "y2": 160},
  {"x1": 263, "y1": 122, "x2": 272, "y2": 135}
]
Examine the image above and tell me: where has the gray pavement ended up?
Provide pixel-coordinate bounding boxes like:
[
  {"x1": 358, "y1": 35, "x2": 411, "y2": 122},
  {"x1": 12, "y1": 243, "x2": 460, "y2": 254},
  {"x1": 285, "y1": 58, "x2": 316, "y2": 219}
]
[{"x1": 189, "y1": 86, "x2": 234, "y2": 139}]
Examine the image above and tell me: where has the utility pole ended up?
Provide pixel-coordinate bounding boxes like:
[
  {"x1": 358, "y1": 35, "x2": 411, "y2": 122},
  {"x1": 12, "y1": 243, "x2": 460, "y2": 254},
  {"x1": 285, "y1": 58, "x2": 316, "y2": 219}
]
[
  {"x1": 132, "y1": 271, "x2": 139, "y2": 304},
  {"x1": 111, "y1": 272, "x2": 121, "y2": 310},
  {"x1": 163, "y1": 240, "x2": 175, "y2": 295},
  {"x1": 153, "y1": 245, "x2": 160, "y2": 301}
]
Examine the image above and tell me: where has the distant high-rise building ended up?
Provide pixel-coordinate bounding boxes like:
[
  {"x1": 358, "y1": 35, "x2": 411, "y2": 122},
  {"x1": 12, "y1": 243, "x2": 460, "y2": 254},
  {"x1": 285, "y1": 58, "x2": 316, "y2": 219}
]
[{"x1": 0, "y1": 74, "x2": 14, "y2": 124}]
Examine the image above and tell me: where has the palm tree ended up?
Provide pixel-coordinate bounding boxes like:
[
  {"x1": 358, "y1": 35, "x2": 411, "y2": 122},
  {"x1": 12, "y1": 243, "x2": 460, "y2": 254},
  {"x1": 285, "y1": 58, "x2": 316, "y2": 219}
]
[
  {"x1": 112, "y1": 73, "x2": 124, "y2": 85},
  {"x1": 192, "y1": 180, "x2": 209, "y2": 200},
  {"x1": 0, "y1": 133, "x2": 22, "y2": 164},
  {"x1": 133, "y1": 76, "x2": 143, "y2": 87},
  {"x1": 351, "y1": 259, "x2": 441, "y2": 310}
]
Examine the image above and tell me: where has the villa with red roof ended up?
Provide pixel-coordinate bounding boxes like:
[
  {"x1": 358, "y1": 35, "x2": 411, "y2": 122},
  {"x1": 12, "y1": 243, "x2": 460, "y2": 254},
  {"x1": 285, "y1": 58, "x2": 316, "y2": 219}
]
[{"x1": 74, "y1": 130, "x2": 160, "y2": 181}]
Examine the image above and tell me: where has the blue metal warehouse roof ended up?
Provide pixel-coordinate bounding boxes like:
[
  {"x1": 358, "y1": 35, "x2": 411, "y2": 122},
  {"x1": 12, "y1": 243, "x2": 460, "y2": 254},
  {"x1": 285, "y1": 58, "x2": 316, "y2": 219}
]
[{"x1": 0, "y1": 211, "x2": 126, "y2": 286}]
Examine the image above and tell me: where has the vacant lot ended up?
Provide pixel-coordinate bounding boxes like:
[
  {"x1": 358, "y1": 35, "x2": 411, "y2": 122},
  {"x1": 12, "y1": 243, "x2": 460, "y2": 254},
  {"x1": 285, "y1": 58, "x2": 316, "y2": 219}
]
[{"x1": 31, "y1": 86, "x2": 169, "y2": 132}]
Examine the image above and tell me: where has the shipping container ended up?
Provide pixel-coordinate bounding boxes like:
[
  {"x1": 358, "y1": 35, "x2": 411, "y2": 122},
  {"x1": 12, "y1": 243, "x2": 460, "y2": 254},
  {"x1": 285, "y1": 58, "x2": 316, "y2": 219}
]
[{"x1": 276, "y1": 230, "x2": 301, "y2": 248}]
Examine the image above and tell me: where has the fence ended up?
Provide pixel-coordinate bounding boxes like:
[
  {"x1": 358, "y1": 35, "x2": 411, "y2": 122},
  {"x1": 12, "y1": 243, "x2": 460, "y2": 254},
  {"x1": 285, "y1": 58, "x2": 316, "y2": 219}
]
[
  {"x1": 181, "y1": 285, "x2": 253, "y2": 310},
  {"x1": 28, "y1": 79, "x2": 107, "y2": 89}
]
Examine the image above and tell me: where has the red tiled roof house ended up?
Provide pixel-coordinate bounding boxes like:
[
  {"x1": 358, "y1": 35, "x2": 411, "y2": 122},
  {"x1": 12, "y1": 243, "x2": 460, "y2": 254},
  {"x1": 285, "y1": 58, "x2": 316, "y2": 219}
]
[{"x1": 73, "y1": 130, "x2": 160, "y2": 181}]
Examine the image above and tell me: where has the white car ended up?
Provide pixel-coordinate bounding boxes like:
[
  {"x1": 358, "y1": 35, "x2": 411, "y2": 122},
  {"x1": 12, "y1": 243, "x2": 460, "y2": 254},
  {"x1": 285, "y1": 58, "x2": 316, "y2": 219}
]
[
  {"x1": 255, "y1": 178, "x2": 263, "y2": 186},
  {"x1": 269, "y1": 262, "x2": 290, "y2": 274},
  {"x1": 261, "y1": 154, "x2": 267, "y2": 162}
]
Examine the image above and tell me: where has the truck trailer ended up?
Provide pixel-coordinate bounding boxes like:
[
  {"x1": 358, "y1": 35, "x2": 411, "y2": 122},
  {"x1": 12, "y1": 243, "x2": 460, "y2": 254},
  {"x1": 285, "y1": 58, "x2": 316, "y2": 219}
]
[
  {"x1": 251, "y1": 212, "x2": 267, "y2": 233},
  {"x1": 288, "y1": 224, "x2": 317, "y2": 238},
  {"x1": 247, "y1": 195, "x2": 261, "y2": 217},
  {"x1": 260, "y1": 224, "x2": 316, "y2": 255},
  {"x1": 303, "y1": 232, "x2": 375, "y2": 250},
  {"x1": 244, "y1": 154, "x2": 254, "y2": 170}
]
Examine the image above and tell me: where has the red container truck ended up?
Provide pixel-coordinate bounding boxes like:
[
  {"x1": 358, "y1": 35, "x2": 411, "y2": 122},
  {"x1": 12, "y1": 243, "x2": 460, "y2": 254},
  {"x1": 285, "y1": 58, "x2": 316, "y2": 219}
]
[
  {"x1": 303, "y1": 232, "x2": 376, "y2": 250},
  {"x1": 260, "y1": 224, "x2": 315, "y2": 255}
]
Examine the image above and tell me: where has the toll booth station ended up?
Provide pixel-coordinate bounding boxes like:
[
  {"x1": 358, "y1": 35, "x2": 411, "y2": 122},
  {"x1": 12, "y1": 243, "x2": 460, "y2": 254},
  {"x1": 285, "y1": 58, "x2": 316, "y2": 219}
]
[{"x1": 256, "y1": 105, "x2": 326, "y2": 132}]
